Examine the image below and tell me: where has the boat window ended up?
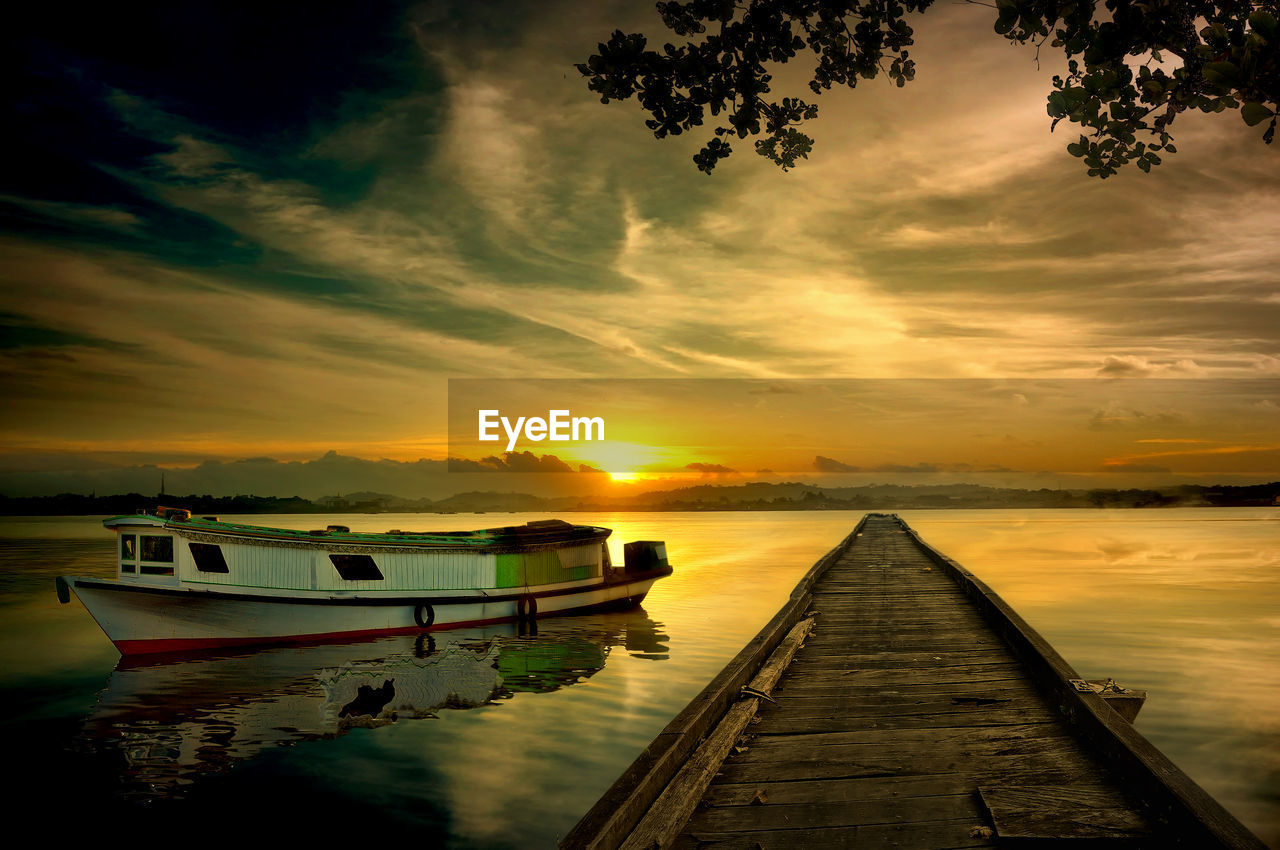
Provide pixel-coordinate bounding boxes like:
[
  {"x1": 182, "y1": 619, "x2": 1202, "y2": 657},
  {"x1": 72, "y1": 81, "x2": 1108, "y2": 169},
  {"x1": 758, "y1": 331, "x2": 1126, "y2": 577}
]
[
  {"x1": 121, "y1": 534, "x2": 136, "y2": 560},
  {"x1": 121, "y1": 562, "x2": 136, "y2": 573},
  {"x1": 141, "y1": 535, "x2": 174, "y2": 563},
  {"x1": 330, "y1": 554, "x2": 383, "y2": 581},
  {"x1": 189, "y1": 542, "x2": 229, "y2": 573},
  {"x1": 140, "y1": 564, "x2": 175, "y2": 576}
]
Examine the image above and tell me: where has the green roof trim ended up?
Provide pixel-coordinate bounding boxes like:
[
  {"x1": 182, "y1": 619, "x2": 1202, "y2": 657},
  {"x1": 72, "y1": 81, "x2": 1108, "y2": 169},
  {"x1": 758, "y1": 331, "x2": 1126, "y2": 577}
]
[{"x1": 101, "y1": 514, "x2": 609, "y2": 551}]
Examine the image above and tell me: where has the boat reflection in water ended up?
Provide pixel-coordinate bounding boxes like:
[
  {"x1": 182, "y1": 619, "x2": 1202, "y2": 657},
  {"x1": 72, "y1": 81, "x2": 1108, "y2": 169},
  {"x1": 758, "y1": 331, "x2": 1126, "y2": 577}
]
[{"x1": 75, "y1": 610, "x2": 669, "y2": 799}]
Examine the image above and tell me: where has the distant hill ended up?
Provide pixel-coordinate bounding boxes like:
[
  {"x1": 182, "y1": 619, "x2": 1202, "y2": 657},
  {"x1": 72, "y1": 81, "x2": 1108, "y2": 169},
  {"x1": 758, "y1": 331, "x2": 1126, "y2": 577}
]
[{"x1": 3, "y1": 481, "x2": 1276, "y2": 515}]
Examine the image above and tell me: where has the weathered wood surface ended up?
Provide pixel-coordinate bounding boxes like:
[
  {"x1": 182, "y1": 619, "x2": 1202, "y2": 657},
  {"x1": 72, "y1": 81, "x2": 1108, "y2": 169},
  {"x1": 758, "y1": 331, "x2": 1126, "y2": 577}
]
[
  {"x1": 977, "y1": 785, "x2": 1152, "y2": 842},
  {"x1": 619, "y1": 618, "x2": 816, "y2": 850},
  {"x1": 564, "y1": 514, "x2": 1266, "y2": 850}
]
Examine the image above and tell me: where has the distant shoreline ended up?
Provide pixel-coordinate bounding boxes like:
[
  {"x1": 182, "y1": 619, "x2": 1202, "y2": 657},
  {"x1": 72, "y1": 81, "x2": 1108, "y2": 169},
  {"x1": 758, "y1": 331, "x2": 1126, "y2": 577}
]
[{"x1": 2, "y1": 481, "x2": 1276, "y2": 516}]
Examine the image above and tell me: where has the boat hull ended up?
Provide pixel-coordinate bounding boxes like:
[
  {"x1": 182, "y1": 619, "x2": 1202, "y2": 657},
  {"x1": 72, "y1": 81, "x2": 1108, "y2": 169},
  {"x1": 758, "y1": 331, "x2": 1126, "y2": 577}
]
[{"x1": 63, "y1": 571, "x2": 670, "y2": 654}]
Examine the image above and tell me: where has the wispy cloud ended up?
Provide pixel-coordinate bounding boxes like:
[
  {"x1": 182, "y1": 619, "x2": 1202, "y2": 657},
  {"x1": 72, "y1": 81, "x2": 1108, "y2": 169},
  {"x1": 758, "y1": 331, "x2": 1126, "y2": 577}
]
[
  {"x1": 0, "y1": 195, "x2": 141, "y2": 230},
  {"x1": 1097, "y1": 356, "x2": 1205, "y2": 378},
  {"x1": 1105, "y1": 444, "x2": 1280, "y2": 464}
]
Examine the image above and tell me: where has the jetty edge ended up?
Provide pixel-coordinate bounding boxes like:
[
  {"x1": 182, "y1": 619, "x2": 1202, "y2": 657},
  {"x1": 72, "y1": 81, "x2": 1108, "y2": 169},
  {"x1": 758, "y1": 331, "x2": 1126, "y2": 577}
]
[{"x1": 561, "y1": 513, "x2": 1266, "y2": 849}]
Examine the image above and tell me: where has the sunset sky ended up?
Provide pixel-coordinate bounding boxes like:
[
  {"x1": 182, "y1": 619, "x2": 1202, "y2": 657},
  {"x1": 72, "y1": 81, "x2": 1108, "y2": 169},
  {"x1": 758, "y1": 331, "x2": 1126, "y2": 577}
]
[{"x1": 3, "y1": 1, "x2": 1278, "y2": 497}]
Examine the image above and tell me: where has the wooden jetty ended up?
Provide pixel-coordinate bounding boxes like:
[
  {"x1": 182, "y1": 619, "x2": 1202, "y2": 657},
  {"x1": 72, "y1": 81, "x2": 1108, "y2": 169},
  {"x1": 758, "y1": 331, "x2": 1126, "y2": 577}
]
[{"x1": 563, "y1": 514, "x2": 1266, "y2": 849}]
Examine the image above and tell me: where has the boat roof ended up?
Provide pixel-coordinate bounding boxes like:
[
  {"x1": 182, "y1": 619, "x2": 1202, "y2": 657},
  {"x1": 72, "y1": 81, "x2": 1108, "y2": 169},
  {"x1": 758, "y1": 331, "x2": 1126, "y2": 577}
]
[{"x1": 102, "y1": 514, "x2": 610, "y2": 548}]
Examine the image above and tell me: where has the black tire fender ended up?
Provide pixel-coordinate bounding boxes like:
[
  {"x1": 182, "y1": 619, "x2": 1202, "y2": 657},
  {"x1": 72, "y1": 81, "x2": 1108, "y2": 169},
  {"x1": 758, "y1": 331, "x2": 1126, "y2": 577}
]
[
  {"x1": 516, "y1": 595, "x2": 538, "y2": 621},
  {"x1": 413, "y1": 603, "x2": 435, "y2": 628}
]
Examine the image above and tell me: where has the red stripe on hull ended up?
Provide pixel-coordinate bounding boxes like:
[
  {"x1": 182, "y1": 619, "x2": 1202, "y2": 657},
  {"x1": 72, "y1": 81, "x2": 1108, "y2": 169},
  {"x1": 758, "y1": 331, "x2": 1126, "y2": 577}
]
[{"x1": 110, "y1": 594, "x2": 647, "y2": 655}]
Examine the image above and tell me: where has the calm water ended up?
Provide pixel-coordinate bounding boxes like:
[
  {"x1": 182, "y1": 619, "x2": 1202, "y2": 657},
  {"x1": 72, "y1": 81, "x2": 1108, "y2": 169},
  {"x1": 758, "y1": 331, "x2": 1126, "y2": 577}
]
[{"x1": 1, "y1": 509, "x2": 1276, "y2": 845}]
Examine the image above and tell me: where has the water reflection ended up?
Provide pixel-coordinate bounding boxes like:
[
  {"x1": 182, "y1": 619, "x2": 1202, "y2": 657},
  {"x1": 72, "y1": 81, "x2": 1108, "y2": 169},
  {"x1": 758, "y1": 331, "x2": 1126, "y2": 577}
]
[{"x1": 75, "y1": 610, "x2": 669, "y2": 799}]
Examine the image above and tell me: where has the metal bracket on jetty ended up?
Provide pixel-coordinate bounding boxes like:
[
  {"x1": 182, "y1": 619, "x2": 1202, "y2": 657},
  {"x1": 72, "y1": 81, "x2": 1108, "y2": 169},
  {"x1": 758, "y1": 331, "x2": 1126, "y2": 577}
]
[{"x1": 561, "y1": 513, "x2": 1266, "y2": 850}]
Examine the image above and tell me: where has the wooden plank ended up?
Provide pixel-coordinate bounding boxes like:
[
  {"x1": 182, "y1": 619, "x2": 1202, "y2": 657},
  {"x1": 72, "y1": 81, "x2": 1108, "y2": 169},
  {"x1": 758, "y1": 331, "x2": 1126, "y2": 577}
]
[
  {"x1": 754, "y1": 711, "x2": 1058, "y2": 735},
  {"x1": 704, "y1": 760, "x2": 1122, "y2": 807},
  {"x1": 788, "y1": 637, "x2": 1008, "y2": 650},
  {"x1": 802, "y1": 622, "x2": 994, "y2": 634},
  {"x1": 683, "y1": 792, "x2": 981, "y2": 832},
  {"x1": 773, "y1": 665, "x2": 1024, "y2": 686},
  {"x1": 767, "y1": 693, "x2": 1045, "y2": 719},
  {"x1": 808, "y1": 588, "x2": 965, "y2": 596},
  {"x1": 703, "y1": 773, "x2": 979, "y2": 807},
  {"x1": 773, "y1": 681, "x2": 1040, "y2": 700},
  {"x1": 748, "y1": 618, "x2": 818, "y2": 694},
  {"x1": 978, "y1": 785, "x2": 1152, "y2": 841},
  {"x1": 802, "y1": 614, "x2": 977, "y2": 625},
  {"x1": 800, "y1": 616, "x2": 994, "y2": 628},
  {"x1": 673, "y1": 818, "x2": 993, "y2": 850},
  {"x1": 798, "y1": 623, "x2": 1007, "y2": 636},
  {"x1": 780, "y1": 667, "x2": 1029, "y2": 687},
  {"x1": 794, "y1": 638, "x2": 1012, "y2": 654},
  {"x1": 794, "y1": 645, "x2": 1013, "y2": 658},
  {"x1": 808, "y1": 592, "x2": 968, "y2": 600},
  {"x1": 774, "y1": 680, "x2": 1038, "y2": 698},
  {"x1": 723, "y1": 735, "x2": 1096, "y2": 772},
  {"x1": 786, "y1": 652, "x2": 1022, "y2": 669},
  {"x1": 714, "y1": 749, "x2": 1099, "y2": 785},
  {"x1": 744, "y1": 721, "x2": 1072, "y2": 749},
  {"x1": 786, "y1": 659, "x2": 1023, "y2": 674}
]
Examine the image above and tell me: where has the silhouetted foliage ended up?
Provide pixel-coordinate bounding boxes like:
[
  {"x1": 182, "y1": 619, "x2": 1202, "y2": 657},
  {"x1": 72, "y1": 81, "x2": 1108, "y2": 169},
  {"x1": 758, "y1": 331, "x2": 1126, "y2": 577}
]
[{"x1": 577, "y1": 0, "x2": 1280, "y2": 175}]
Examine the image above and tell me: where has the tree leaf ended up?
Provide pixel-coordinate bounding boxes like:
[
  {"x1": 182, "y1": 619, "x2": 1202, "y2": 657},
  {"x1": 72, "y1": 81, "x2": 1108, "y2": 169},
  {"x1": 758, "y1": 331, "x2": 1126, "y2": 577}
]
[
  {"x1": 1248, "y1": 10, "x2": 1278, "y2": 41},
  {"x1": 1202, "y1": 61, "x2": 1241, "y2": 85},
  {"x1": 1241, "y1": 102, "x2": 1275, "y2": 127}
]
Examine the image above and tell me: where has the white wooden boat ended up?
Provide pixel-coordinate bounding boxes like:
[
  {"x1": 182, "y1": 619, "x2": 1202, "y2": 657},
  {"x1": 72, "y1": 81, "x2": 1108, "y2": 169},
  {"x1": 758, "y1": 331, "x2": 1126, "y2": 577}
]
[{"x1": 56, "y1": 508, "x2": 672, "y2": 655}]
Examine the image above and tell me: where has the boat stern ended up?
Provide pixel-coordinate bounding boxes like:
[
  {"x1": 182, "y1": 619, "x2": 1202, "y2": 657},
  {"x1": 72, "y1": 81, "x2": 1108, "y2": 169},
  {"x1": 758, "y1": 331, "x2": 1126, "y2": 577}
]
[{"x1": 623, "y1": 541, "x2": 669, "y2": 574}]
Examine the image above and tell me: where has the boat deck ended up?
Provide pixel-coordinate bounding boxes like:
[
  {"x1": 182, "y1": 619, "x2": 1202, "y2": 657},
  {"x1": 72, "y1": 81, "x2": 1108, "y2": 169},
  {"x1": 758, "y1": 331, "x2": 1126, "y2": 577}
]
[{"x1": 563, "y1": 514, "x2": 1264, "y2": 849}]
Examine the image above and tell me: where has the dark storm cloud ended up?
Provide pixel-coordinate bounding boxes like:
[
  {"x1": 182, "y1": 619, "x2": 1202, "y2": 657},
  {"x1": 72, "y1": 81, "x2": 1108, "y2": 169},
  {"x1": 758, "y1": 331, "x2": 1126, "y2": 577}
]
[
  {"x1": 480, "y1": 451, "x2": 576, "y2": 473},
  {"x1": 5, "y1": 2, "x2": 436, "y2": 188},
  {"x1": 813, "y1": 455, "x2": 860, "y2": 473},
  {"x1": 685, "y1": 462, "x2": 736, "y2": 474},
  {"x1": 0, "y1": 312, "x2": 135, "y2": 352}
]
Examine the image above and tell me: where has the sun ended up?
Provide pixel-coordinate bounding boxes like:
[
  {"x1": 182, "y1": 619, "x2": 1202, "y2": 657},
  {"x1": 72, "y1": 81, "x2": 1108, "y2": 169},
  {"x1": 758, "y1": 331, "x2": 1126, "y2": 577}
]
[{"x1": 571, "y1": 441, "x2": 677, "y2": 477}]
